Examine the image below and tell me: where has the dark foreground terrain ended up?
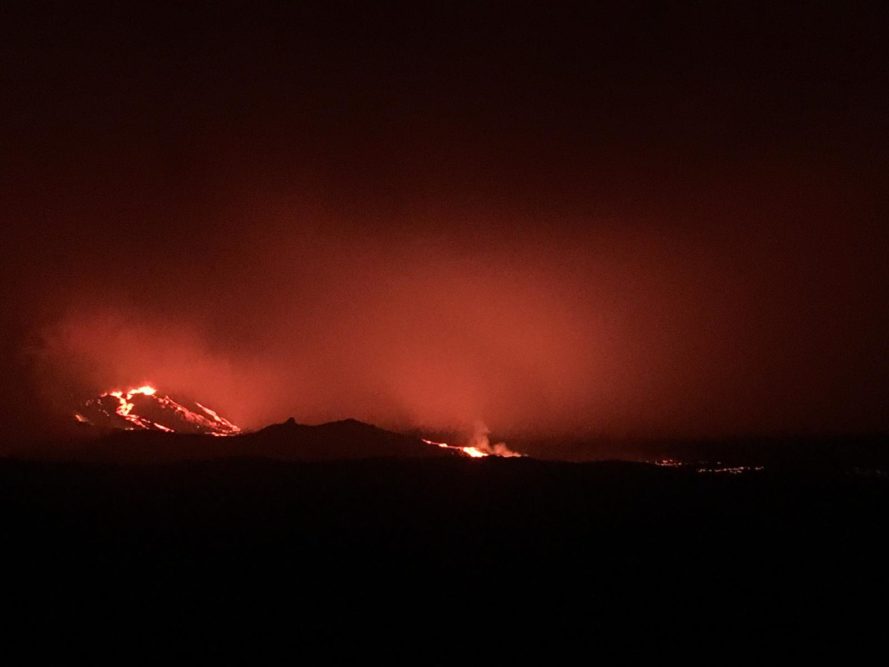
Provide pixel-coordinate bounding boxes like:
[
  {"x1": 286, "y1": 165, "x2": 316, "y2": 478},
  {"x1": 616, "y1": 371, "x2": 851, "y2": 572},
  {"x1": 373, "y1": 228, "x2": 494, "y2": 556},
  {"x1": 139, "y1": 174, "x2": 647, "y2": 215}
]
[{"x1": 3, "y1": 450, "x2": 889, "y2": 650}]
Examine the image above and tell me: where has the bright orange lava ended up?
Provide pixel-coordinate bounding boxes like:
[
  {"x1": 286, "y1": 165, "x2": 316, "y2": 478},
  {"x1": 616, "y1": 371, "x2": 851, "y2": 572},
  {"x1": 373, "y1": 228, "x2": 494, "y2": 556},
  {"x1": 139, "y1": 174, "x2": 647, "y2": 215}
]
[
  {"x1": 421, "y1": 438, "x2": 505, "y2": 459},
  {"x1": 108, "y1": 385, "x2": 156, "y2": 416},
  {"x1": 97, "y1": 384, "x2": 241, "y2": 435}
]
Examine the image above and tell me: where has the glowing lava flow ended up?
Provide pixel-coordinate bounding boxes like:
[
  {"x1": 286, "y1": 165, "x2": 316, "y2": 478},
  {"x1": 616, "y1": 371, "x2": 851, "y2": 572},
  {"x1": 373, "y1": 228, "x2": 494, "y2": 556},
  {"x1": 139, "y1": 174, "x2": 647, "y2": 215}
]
[
  {"x1": 105, "y1": 385, "x2": 162, "y2": 430},
  {"x1": 421, "y1": 421, "x2": 523, "y2": 458},
  {"x1": 422, "y1": 438, "x2": 489, "y2": 458},
  {"x1": 83, "y1": 384, "x2": 241, "y2": 436},
  {"x1": 421, "y1": 436, "x2": 522, "y2": 459}
]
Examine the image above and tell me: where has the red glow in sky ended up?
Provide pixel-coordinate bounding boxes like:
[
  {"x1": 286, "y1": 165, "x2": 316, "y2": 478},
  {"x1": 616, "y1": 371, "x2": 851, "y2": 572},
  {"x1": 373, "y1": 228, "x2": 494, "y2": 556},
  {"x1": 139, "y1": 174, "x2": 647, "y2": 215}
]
[{"x1": 1, "y1": 4, "x2": 887, "y2": 447}]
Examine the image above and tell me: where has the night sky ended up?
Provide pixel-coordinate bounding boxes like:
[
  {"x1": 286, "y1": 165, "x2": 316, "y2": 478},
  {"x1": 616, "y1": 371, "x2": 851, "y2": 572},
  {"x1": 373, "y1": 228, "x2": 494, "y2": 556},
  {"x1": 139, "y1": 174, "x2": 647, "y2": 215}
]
[{"x1": 2, "y1": 2, "x2": 888, "y2": 446}]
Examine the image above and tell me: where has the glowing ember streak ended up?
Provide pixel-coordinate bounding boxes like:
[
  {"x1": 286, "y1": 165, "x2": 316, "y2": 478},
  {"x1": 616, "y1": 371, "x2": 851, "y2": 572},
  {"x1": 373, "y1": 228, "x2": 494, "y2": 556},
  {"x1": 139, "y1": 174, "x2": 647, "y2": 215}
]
[{"x1": 195, "y1": 401, "x2": 240, "y2": 433}]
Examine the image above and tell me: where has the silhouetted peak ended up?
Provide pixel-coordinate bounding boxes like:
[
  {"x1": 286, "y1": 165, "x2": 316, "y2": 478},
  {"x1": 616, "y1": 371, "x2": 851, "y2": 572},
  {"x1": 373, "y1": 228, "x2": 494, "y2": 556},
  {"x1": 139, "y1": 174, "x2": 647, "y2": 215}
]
[
  {"x1": 316, "y1": 418, "x2": 383, "y2": 433},
  {"x1": 325, "y1": 418, "x2": 368, "y2": 427}
]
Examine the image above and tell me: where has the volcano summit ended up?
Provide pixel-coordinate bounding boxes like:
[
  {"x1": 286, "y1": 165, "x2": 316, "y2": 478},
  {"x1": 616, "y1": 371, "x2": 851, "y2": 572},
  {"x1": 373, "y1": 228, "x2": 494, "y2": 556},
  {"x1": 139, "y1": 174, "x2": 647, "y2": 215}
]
[{"x1": 75, "y1": 385, "x2": 241, "y2": 436}]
